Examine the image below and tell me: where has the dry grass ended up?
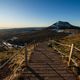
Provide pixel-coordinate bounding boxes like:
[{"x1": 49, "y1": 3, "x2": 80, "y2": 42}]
[
  {"x1": 0, "y1": 48, "x2": 19, "y2": 65},
  {"x1": 60, "y1": 33, "x2": 80, "y2": 48}
]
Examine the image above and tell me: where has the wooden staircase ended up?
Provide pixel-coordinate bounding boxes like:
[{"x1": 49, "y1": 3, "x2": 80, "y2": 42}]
[{"x1": 18, "y1": 42, "x2": 76, "y2": 80}]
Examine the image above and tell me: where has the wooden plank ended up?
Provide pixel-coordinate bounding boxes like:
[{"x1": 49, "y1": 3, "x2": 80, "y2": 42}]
[{"x1": 68, "y1": 44, "x2": 74, "y2": 66}]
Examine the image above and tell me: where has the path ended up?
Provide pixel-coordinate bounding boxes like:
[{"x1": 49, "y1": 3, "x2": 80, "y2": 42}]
[{"x1": 20, "y1": 42, "x2": 76, "y2": 80}]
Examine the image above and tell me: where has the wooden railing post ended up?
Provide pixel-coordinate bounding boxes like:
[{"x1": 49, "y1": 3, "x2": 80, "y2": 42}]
[
  {"x1": 34, "y1": 40, "x2": 36, "y2": 50},
  {"x1": 25, "y1": 43, "x2": 28, "y2": 66},
  {"x1": 68, "y1": 44, "x2": 74, "y2": 66}
]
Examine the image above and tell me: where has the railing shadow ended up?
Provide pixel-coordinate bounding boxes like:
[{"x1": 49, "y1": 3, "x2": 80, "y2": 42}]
[{"x1": 27, "y1": 65, "x2": 44, "y2": 80}]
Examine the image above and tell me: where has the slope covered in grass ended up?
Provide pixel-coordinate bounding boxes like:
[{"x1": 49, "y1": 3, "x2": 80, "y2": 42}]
[{"x1": 60, "y1": 33, "x2": 80, "y2": 48}]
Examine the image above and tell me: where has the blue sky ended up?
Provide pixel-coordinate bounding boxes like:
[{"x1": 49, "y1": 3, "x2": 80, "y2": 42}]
[{"x1": 0, "y1": 0, "x2": 80, "y2": 28}]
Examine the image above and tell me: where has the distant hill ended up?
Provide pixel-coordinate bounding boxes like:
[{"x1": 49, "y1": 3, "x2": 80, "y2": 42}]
[
  {"x1": 0, "y1": 21, "x2": 80, "y2": 46},
  {"x1": 7, "y1": 28, "x2": 69, "y2": 46},
  {"x1": 0, "y1": 27, "x2": 44, "y2": 41},
  {"x1": 49, "y1": 21, "x2": 80, "y2": 29},
  {"x1": 0, "y1": 27, "x2": 44, "y2": 33}
]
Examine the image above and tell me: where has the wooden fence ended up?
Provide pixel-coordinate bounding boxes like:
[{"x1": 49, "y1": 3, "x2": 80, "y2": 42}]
[
  {"x1": 48, "y1": 40, "x2": 80, "y2": 67},
  {"x1": 8, "y1": 41, "x2": 38, "y2": 80},
  {"x1": 0, "y1": 41, "x2": 38, "y2": 80},
  {"x1": 1, "y1": 39, "x2": 80, "y2": 79}
]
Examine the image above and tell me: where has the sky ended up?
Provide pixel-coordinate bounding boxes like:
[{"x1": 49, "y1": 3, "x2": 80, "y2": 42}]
[{"x1": 0, "y1": 0, "x2": 80, "y2": 29}]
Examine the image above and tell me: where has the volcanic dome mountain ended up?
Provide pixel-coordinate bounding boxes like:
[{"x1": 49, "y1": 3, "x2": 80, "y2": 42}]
[{"x1": 49, "y1": 21, "x2": 80, "y2": 29}]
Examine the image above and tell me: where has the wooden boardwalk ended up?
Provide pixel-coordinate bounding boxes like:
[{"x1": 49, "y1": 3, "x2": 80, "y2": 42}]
[{"x1": 19, "y1": 42, "x2": 76, "y2": 80}]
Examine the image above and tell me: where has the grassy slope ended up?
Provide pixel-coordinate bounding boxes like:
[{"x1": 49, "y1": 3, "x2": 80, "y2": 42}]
[{"x1": 60, "y1": 33, "x2": 80, "y2": 48}]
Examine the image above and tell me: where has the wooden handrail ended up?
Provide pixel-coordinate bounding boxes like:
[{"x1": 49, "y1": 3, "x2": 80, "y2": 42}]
[
  {"x1": 50, "y1": 40, "x2": 80, "y2": 52},
  {"x1": 50, "y1": 40, "x2": 71, "y2": 47},
  {"x1": 0, "y1": 40, "x2": 36, "y2": 69},
  {"x1": 49, "y1": 39, "x2": 80, "y2": 66},
  {"x1": 53, "y1": 46, "x2": 78, "y2": 66},
  {"x1": 6, "y1": 41, "x2": 36, "y2": 80},
  {"x1": 0, "y1": 47, "x2": 25, "y2": 69}
]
